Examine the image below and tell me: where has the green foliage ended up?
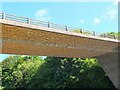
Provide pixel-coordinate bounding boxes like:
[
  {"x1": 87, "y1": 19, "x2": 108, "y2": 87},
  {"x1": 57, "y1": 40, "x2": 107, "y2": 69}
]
[
  {"x1": 99, "y1": 32, "x2": 120, "y2": 39},
  {"x1": 73, "y1": 29, "x2": 120, "y2": 40},
  {"x1": 28, "y1": 57, "x2": 114, "y2": 88},
  {"x1": 73, "y1": 29, "x2": 82, "y2": 33},
  {"x1": 73, "y1": 29, "x2": 93, "y2": 35},
  {"x1": 2, "y1": 55, "x2": 44, "y2": 89},
  {"x1": 0, "y1": 86, "x2": 4, "y2": 90},
  {"x1": 1, "y1": 56, "x2": 115, "y2": 89},
  {"x1": 106, "y1": 32, "x2": 120, "y2": 39},
  {"x1": 0, "y1": 63, "x2": 2, "y2": 90}
]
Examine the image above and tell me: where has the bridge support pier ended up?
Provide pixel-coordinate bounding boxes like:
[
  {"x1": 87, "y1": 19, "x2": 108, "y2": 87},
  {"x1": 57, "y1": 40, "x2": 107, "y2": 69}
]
[{"x1": 96, "y1": 51, "x2": 119, "y2": 89}]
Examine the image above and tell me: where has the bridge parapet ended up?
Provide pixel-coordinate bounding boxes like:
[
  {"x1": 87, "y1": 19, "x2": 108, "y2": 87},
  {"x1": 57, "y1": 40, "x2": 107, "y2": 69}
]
[{"x1": 0, "y1": 12, "x2": 119, "y2": 40}]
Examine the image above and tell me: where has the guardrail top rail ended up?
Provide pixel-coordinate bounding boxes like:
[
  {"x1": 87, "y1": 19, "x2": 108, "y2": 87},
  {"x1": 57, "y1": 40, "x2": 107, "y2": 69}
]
[{"x1": 0, "y1": 12, "x2": 119, "y2": 40}]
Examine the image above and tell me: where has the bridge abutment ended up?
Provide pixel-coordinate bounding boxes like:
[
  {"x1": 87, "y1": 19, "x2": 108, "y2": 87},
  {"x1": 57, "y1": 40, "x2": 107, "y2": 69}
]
[{"x1": 97, "y1": 51, "x2": 119, "y2": 88}]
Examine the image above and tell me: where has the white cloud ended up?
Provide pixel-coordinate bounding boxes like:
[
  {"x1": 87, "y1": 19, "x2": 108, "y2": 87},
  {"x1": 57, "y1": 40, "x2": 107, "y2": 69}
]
[
  {"x1": 35, "y1": 9, "x2": 48, "y2": 17},
  {"x1": 79, "y1": 19, "x2": 85, "y2": 23},
  {"x1": 101, "y1": 8, "x2": 117, "y2": 20},
  {"x1": 94, "y1": 18, "x2": 101, "y2": 24},
  {"x1": 113, "y1": 0, "x2": 120, "y2": 5},
  {"x1": 101, "y1": 1, "x2": 117, "y2": 20},
  {"x1": 106, "y1": 9, "x2": 117, "y2": 19},
  {"x1": 35, "y1": 8, "x2": 50, "y2": 21},
  {"x1": 92, "y1": 2, "x2": 117, "y2": 26}
]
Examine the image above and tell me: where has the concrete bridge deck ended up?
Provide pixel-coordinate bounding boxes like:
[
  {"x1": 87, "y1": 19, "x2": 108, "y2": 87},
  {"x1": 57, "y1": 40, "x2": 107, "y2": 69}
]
[
  {"x1": 0, "y1": 13, "x2": 120, "y2": 88},
  {"x1": 0, "y1": 19, "x2": 119, "y2": 57}
]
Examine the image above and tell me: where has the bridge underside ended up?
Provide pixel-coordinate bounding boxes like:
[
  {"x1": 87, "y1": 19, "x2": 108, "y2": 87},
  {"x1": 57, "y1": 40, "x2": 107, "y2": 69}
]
[{"x1": 0, "y1": 22, "x2": 119, "y2": 88}]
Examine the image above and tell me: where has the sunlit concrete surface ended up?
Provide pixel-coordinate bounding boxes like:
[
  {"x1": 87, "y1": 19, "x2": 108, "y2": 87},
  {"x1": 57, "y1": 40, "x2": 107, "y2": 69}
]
[{"x1": 0, "y1": 19, "x2": 120, "y2": 88}]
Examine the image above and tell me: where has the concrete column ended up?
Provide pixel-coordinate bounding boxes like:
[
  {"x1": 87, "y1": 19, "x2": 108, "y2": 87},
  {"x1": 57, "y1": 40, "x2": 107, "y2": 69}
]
[{"x1": 97, "y1": 50, "x2": 119, "y2": 89}]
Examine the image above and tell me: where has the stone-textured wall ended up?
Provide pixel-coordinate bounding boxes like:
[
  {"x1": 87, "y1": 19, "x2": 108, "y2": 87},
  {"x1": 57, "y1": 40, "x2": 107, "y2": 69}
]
[{"x1": 1, "y1": 23, "x2": 119, "y2": 58}]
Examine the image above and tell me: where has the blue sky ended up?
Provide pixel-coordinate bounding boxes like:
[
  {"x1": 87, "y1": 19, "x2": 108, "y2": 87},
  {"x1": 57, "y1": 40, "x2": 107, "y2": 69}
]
[
  {"x1": 0, "y1": 2, "x2": 118, "y2": 61},
  {"x1": 1, "y1": 2, "x2": 118, "y2": 32}
]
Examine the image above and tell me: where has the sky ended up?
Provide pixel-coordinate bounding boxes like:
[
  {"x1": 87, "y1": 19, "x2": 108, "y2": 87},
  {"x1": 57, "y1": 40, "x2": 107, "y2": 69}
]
[{"x1": 0, "y1": 1, "x2": 119, "y2": 61}]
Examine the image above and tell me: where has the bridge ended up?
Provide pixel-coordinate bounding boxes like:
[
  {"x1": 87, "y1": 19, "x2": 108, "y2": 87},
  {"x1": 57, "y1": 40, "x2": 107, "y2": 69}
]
[{"x1": 0, "y1": 12, "x2": 119, "y2": 88}]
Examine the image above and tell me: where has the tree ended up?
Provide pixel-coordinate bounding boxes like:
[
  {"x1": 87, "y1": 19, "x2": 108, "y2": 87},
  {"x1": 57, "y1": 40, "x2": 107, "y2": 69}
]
[
  {"x1": 2, "y1": 55, "x2": 44, "y2": 89},
  {"x1": 100, "y1": 32, "x2": 120, "y2": 39},
  {"x1": 1, "y1": 56, "x2": 115, "y2": 89},
  {"x1": 73, "y1": 29, "x2": 94, "y2": 35},
  {"x1": 28, "y1": 57, "x2": 115, "y2": 88}
]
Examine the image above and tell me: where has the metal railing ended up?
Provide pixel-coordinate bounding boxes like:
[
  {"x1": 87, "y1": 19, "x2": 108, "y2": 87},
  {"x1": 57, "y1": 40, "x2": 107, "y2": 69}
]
[
  {"x1": 0, "y1": 12, "x2": 119, "y2": 40},
  {"x1": 0, "y1": 12, "x2": 78, "y2": 31}
]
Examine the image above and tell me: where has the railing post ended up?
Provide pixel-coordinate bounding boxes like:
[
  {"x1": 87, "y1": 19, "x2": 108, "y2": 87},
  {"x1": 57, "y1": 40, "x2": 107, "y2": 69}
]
[
  {"x1": 80, "y1": 29, "x2": 82, "y2": 33},
  {"x1": 93, "y1": 31, "x2": 95, "y2": 36},
  {"x1": 106, "y1": 34, "x2": 108, "y2": 38},
  {"x1": 48, "y1": 22, "x2": 50, "y2": 28},
  {"x1": 114, "y1": 35, "x2": 116, "y2": 39},
  {"x1": 65, "y1": 26, "x2": 68, "y2": 31},
  {"x1": 29, "y1": 19, "x2": 31, "y2": 24},
  {"x1": 27, "y1": 18, "x2": 30, "y2": 24},
  {"x1": 104, "y1": 33, "x2": 106, "y2": 38},
  {"x1": 2, "y1": 12, "x2": 5, "y2": 19}
]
